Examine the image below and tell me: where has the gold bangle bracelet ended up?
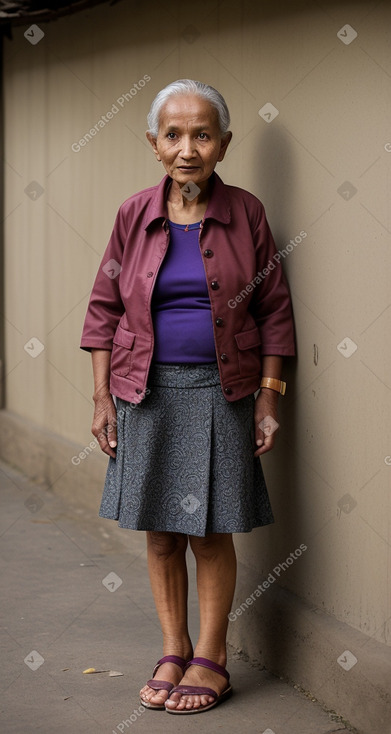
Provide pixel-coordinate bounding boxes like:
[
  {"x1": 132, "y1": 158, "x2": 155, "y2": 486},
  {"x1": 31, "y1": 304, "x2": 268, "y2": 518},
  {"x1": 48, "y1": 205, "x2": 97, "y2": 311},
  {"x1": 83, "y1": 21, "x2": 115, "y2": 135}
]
[{"x1": 260, "y1": 377, "x2": 286, "y2": 395}]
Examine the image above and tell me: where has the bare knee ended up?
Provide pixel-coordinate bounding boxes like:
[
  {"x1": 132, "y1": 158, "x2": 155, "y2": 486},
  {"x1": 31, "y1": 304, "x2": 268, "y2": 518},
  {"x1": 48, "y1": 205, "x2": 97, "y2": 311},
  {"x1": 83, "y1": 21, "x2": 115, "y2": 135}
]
[
  {"x1": 147, "y1": 531, "x2": 188, "y2": 560},
  {"x1": 189, "y1": 532, "x2": 233, "y2": 560}
]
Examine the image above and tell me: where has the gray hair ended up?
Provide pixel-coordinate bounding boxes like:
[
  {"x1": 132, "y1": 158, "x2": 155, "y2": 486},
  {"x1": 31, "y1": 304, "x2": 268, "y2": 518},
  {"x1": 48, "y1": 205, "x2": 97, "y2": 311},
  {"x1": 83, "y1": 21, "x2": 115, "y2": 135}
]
[{"x1": 147, "y1": 79, "x2": 230, "y2": 137}]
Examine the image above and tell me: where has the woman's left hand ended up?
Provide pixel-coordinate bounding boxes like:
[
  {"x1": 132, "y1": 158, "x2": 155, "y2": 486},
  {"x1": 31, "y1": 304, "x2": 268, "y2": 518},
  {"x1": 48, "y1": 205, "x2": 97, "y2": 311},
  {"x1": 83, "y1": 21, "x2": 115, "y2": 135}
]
[{"x1": 254, "y1": 389, "x2": 280, "y2": 457}]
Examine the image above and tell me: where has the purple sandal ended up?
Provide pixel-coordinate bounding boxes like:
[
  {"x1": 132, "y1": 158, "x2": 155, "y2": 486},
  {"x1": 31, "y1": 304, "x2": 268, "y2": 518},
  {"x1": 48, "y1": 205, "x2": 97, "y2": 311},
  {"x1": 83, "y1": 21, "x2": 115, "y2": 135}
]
[
  {"x1": 140, "y1": 655, "x2": 189, "y2": 710},
  {"x1": 164, "y1": 656, "x2": 232, "y2": 714}
]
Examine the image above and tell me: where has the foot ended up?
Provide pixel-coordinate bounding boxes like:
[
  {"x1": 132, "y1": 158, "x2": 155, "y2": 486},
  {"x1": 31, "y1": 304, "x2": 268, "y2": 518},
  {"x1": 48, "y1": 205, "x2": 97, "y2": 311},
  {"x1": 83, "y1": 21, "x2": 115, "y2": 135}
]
[
  {"x1": 165, "y1": 658, "x2": 229, "y2": 712},
  {"x1": 140, "y1": 658, "x2": 188, "y2": 708}
]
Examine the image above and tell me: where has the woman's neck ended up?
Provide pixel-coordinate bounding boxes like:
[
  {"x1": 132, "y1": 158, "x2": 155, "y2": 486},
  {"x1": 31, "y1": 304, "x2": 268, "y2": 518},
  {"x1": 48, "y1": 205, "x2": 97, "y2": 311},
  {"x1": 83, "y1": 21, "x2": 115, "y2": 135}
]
[{"x1": 167, "y1": 179, "x2": 209, "y2": 224}]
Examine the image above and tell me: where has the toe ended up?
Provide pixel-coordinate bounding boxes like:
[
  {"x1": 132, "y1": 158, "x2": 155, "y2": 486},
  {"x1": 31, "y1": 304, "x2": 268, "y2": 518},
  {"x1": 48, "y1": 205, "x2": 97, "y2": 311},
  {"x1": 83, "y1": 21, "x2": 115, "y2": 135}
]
[
  {"x1": 140, "y1": 684, "x2": 168, "y2": 705},
  {"x1": 165, "y1": 691, "x2": 182, "y2": 709},
  {"x1": 149, "y1": 689, "x2": 168, "y2": 705},
  {"x1": 139, "y1": 684, "x2": 150, "y2": 700},
  {"x1": 187, "y1": 694, "x2": 201, "y2": 709},
  {"x1": 166, "y1": 691, "x2": 216, "y2": 711},
  {"x1": 200, "y1": 694, "x2": 214, "y2": 706}
]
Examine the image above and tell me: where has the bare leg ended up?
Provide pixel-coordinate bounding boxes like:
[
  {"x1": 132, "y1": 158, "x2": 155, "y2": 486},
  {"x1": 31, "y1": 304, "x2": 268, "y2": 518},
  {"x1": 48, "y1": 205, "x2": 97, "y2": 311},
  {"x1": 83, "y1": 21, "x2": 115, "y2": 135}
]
[
  {"x1": 140, "y1": 531, "x2": 193, "y2": 706},
  {"x1": 165, "y1": 532, "x2": 236, "y2": 711}
]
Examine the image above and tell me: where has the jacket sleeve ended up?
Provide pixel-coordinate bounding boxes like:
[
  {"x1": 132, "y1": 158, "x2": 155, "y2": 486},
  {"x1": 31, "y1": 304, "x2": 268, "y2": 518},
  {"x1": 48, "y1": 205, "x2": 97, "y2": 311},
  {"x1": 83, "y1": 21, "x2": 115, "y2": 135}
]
[
  {"x1": 250, "y1": 201, "x2": 296, "y2": 356},
  {"x1": 80, "y1": 205, "x2": 127, "y2": 352}
]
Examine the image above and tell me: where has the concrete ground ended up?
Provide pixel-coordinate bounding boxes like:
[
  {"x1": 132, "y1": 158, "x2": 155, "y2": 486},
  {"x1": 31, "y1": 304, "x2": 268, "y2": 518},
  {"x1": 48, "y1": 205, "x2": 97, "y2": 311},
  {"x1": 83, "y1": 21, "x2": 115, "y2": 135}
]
[{"x1": 0, "y1": 460, "x2": 352, "y2": 734}]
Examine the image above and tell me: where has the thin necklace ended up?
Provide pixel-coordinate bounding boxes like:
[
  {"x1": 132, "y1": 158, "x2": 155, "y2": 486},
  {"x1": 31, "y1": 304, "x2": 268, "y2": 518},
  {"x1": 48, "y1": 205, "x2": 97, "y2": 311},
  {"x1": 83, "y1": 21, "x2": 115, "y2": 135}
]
[
  {"x1": 184, "y1": 219, "x2": 203, "y2": 232},
  {"x1": 166, "y1": 182, "x2": 206, "y2": 232}
]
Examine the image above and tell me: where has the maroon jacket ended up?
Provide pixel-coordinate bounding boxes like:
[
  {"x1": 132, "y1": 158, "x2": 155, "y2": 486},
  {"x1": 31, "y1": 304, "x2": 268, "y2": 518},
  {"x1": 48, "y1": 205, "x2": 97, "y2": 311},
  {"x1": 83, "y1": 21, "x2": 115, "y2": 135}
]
[{"x1": 80, "y1": 172, "x2": 295, "y2": 403}]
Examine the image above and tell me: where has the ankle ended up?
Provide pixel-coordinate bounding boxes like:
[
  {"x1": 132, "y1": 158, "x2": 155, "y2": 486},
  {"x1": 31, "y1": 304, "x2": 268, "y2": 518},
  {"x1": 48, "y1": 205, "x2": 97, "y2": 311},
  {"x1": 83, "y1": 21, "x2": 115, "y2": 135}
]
[
  {"x1": 192, "y1": 647, "x2": 227, "y2": 668},
  {"x1": 162, "y1": 637, "x2": 193, "y2": 661}
]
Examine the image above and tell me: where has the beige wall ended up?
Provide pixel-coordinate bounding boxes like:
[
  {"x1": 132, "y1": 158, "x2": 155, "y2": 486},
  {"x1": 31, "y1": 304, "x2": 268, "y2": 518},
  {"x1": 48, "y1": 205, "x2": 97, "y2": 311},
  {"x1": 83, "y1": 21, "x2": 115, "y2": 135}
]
[{"x1": 2, "y1": 0, "x2": 391, "y2": 722}]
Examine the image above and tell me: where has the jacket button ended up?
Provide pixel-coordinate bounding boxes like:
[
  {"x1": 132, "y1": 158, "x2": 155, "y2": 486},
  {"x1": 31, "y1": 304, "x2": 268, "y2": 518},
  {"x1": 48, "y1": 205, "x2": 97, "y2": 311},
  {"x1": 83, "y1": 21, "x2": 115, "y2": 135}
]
[
  {"x1": 215, "y1": 317, "x2": 224, "y2": 327},
  {"x1": 204, "y1": 249, "x2": 214, "y2": 258},
  {"x1": 211, "y1": 280, "x2": 219, "y2": 290},
  {"x1": 135, "y1": 388, "x2": 143, "y2": 394},
  {"x1": 220, "y1": 353, "x2": 228, "y2": 362},
  {"x1": 147, "y1": 271, "x2": 153, "y2": 278},
  {"x1": 224, "y1": 386, "x2": 233, "y2": 395}
]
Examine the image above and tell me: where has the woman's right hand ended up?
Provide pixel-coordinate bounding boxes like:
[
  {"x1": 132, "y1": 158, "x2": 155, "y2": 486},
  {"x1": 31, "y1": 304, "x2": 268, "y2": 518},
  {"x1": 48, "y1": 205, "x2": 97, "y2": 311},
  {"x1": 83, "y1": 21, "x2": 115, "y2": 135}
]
[{"x1": 92, "y1": 390, "x2": 118, "y2": 458}]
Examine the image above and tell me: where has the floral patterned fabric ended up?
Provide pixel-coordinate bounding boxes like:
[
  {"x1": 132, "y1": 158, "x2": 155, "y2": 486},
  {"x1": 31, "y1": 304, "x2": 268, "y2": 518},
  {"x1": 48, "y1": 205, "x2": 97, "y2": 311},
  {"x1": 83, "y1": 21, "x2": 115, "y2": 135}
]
[{"x1": 99, "y1": 362, "x2": 274, "y2": 536}]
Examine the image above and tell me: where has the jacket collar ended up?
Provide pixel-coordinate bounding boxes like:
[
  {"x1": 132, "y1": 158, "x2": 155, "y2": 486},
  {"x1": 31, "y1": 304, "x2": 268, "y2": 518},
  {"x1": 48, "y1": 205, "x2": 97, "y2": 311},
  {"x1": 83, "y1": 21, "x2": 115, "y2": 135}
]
[{"x1": 143, "y1": 171, "x2": 231, "y2": 229}]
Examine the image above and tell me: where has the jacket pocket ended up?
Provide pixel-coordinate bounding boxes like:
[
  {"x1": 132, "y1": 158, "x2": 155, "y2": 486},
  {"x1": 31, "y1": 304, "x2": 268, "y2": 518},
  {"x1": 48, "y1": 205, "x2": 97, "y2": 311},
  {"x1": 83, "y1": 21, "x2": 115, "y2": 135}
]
[
  {"x1": 110, "y1": 326, "x2": 136, "y2": 377},
  {"x1": 234, "y1": 327, "x2": 262, "y2": 377}
]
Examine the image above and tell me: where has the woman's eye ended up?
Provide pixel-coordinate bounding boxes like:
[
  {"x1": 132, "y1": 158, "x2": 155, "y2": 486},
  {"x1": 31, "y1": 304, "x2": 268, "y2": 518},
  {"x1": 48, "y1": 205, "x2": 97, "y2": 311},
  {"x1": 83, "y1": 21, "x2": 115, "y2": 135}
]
[
  {"x1": 167, "y1": 132, "x2": 177, "y2": 140},
  {"x1": 198, "y1": 132, "x2": 208, "y2": 140}
]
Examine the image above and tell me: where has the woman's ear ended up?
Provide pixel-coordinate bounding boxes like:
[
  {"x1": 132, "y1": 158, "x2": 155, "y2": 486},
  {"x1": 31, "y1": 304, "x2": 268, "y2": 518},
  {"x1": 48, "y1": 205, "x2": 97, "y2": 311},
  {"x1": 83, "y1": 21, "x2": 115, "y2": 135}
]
[
  {"x1": 146, "y1": 132, "x2": 161, "y2": 161},
  {"x1": 217, "y1": 131, "x2": 232, "y2": 162}
]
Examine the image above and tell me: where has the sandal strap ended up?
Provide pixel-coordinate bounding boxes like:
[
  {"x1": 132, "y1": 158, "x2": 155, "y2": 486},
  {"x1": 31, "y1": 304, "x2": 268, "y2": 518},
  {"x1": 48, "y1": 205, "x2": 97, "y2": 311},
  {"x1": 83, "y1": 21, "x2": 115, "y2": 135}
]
[
  {"x1": 145, "y1": 678, "x2": 174, "y2": 693},
  {"x1": 169, "y1": 684, "x2": 218, "y2": 699},
  {"x1": 184, "y1": 657, "x2": 230, "y2": 681},
  {"x1": 152, "y1": 655, "x2": 187, "y2": 677}
]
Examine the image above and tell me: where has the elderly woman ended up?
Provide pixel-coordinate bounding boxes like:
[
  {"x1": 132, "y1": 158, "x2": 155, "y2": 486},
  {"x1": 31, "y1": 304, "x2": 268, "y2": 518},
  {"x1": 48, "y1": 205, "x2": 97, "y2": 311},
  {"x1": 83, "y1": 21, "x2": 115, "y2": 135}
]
[{"x1": 80, "y1": 79, "x2": 295, "y2": 714}]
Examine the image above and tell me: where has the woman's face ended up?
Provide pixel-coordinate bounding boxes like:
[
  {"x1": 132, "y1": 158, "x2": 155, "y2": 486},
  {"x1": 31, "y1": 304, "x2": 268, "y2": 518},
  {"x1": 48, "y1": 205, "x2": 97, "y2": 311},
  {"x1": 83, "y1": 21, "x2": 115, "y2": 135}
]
[{"x1": 146, "y1": 94, "x2": 231, "y2": 191}]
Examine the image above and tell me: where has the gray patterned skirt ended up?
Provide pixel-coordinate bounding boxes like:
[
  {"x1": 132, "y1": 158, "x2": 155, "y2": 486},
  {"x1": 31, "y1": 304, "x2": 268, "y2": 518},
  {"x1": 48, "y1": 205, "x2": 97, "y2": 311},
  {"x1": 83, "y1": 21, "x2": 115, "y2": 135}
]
[{"x1": 99, "y1": 362, "x2": 274, "y2": 537}]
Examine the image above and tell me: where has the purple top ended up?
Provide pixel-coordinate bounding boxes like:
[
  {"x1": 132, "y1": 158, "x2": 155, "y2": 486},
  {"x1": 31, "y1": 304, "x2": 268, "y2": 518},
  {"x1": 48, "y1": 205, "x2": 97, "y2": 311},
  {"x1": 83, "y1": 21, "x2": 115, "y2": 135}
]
[{"x1": 151, "y1": 220, "x2": 216, "y2": 363}]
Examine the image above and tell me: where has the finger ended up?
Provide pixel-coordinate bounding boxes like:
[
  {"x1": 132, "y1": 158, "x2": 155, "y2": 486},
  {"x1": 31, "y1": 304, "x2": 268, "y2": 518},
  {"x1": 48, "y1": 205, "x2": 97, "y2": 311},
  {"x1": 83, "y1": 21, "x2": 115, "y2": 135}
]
[
  {"x1": 107, "y1": 405, "x2": 118, "y2": 448},
  {"x1": 254, "y1": 426, "x2": 265, "y2": 457},
  {"x1": 106, "y1": 420, "x2": 117, "y2": 449},
  {"x1": 254, "y1": 415, "x2": 279, "y2": 457},
  {"x1": 255, "y1": 417, "x2": 266, "y2": 448},
  {"x1": 255, "y1": 428, "x2": 265, "y2": 447},
  {"x1": 96, "y1": 428, "x2": 116, "y2": 458},
  {"x1": 254, "y1": 433, "x2": 275, "y2": 457}
]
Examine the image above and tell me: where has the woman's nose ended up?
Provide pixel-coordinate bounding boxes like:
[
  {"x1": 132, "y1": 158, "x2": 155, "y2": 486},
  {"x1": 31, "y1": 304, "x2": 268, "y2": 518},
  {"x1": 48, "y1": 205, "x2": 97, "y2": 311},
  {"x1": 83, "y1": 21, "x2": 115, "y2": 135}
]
[{"x1": 180, "y1": 136, "x2": 196, "y2": 158}]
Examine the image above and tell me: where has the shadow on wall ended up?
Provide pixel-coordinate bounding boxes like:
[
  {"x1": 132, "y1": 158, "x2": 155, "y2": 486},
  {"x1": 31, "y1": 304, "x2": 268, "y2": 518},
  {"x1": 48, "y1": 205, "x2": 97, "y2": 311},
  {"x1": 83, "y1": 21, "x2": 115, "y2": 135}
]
[
  {"x1": 228, "y1": 119, "x2": 315, "y2": 673},
  {"x1": 256, "y1": 122, "x2": 303, "y2": 671},
  {"x1": 254, "y1": 119, "x2": 296, "y2": 240}
]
